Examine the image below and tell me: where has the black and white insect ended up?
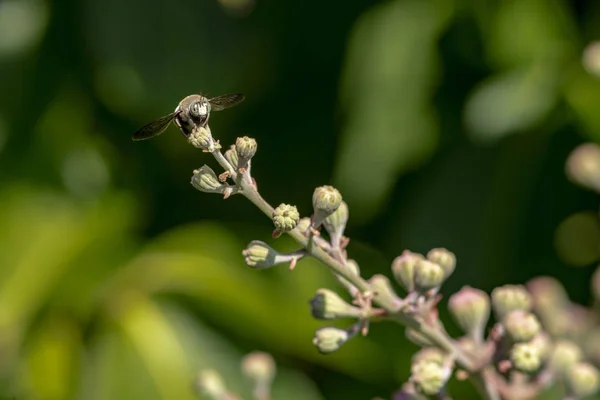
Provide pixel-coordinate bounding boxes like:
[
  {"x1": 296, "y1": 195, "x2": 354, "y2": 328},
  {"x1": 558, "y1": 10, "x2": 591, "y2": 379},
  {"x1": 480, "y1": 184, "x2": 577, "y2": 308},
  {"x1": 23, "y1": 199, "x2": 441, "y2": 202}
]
[{"x1": 132, "y1": 93, "x2": 245, "y2": 141}]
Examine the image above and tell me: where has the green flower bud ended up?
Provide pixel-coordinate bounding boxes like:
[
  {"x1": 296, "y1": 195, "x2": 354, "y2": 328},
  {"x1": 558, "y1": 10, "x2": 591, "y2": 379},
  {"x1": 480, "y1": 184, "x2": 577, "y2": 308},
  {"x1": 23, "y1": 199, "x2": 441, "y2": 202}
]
[
  {"x1": 369, "y1": 274, "x2": 402, "y2": 311},
  {"x1": 235, "y1": 136, "x2": 257, "y2": 169},
  {"x1": 272, "y1": 203, "x2": 300, "y2": 233},
  {"x1": 310, "y1": 288, "x2": 362, "y2": 320},
  {"x1": 224, "y1": 145, "x2": 239, "y2": 169},
  {"x1": 195, "y1": 369, "x2": 229, "y2": 399},
  {"x1": 412, "y1": 347, "x2": 447, "y2": 366},
  {"x1": 491, "y1": 284, "x2": 532, "y2": 319},
  {"x1": 188, "y1": 126, "x2": 218, "y2": 151},
  {"x1": 566, "y1": 143, "x2": 600, "y2": 193},
  {"x1": 242, "y1": 240, "x2": 289, "y2": 269},
  {"x1": 241, "y1": 351, "x2": 276, "y2": 399},
  {"x1": 503, "y1": 310, "x2": 541, "y2": 343},
  {"x1": 312, "y1": 327, "x2": 349, "y2": 354},
  {"x1": 510, "y1": 342, "x2": 541, "y2": 373},
  {"x1": 448, "y1": 286, "x2": 490, "y2": 341},
  {"x1": 567, "y1": 362, "x2": 600, "y2": 398},
  {"x1": 191, "y1": 165, "x2": 231, "y2": 195},
  {"x1": 413, "y1": 259, "x2": 445, "y2": 292},
  {"x1": 548, "y1": 339, "x2": 583, "y2": 376},
  {"x1": 411, "y1": 360, "x2": 448, "y2": 396},
  {"x1": 405, "y1": 328, "x2": 434, "y2": 348},
  {"x1": 426, "y1": 248, "x2": 456, "y2": 279},
  {"x1": 526, "y1": 276, "x2": 569, "y2": 319},
  {"x1": 530, "y1": 332, "x2": 552, "y2": 362},
  {"x1": 323, "y1": 200, "x2": 348, "y2": 245},
  {"x1": 391, "y1": 251, "x2": 425, "y2": 292},
  {"x1": 312, "y1": 186, "x2": 342, "y2": 227}
]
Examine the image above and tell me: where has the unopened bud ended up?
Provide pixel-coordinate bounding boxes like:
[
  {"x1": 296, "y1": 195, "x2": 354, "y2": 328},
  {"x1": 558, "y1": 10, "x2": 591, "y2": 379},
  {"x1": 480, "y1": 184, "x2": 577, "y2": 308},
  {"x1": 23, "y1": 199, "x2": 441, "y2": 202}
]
[
  {"x1": 526, "y1": 276, "x2": 569, "y2": 316},
  {"x1": 426, "y1": 248, "x2": 456, "y2": 279},
  {"x1": 272, "y1": 204, "x2": 300, "y2": 233},
  {"x1": 195, "y1": 369, "x2": 229, "y2": 399},
  {"x1": 224, "y1": 145, "x2": 238, "y2": 169},
  {"x1": 392, "y1": 251, "x2": 424, "y2": 292},
  {"x1": 369, "y1": 274, "x2": 402, "y2": 311},
  {"x1": 312, "y1": 186, "x2": 342, "y2": 227},
  {"x1": 510, "y1": 342, "x2": 541, "y2": 373},
  {"x1": 548, "y1": 339, "x2": 583, "y2": 376},
  {"x1": 566, "y1": 143, "x2": 600, "y2": 193},
  {"x1": 530, "y1": 332, "x2": 552, "y2": 361},
  {"x1": 310, "y1": 288, "x2": 362, "y2": 320},
  {"x1": 312, "y1": 327, "x2": 349, "y2": 354},
  {"x1": 191, "y1": 165, "x2": 231, "y2": 195},
  {"x1": 567, "y1": 362, "x2": 600, "y2": 398},
  {"x1": 235, "y1": 136, "x2": 257, "y2": 169},
  {"x1": 448, "y1": 286, "x2": 490, "y2": 341},
  {"x1": 411, "y1": 357, "x2": 449, "y2": 396},
  {"x1": 241, "y1": 351, "x2": 275, "y2": 400},
  {"x1": 413, "y1": 259, "x2": 445, "y2": 292},
  {"x1": 491, "y1": 284, "x2": 532, "y2": 319},
  {"x1": 242, "y1": 240, "x2": 288, "y2": 269},
  {"x1": 189, "y1": 126, "x2": 218, "y2": 151},
  {"x1": 323, "y1": 200, "x2": 348, "y2": 245},
  {"x1": 503, "y1": 310, "x2": 541, "y2": 343}
]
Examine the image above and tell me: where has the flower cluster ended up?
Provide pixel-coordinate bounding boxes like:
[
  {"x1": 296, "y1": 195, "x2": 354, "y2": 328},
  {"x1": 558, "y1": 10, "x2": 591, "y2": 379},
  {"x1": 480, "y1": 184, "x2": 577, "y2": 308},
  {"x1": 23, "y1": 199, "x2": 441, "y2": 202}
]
[{"x1": 184, "y1": 116, "x2": 600, "y2": 400}]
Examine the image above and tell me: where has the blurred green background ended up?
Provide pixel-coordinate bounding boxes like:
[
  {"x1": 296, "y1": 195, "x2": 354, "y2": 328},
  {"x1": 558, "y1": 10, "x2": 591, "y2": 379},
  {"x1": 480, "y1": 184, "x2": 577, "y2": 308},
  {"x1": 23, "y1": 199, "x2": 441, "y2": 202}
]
[{"x1": 2, "y1": 0, "x2": 600, "y2": 398}]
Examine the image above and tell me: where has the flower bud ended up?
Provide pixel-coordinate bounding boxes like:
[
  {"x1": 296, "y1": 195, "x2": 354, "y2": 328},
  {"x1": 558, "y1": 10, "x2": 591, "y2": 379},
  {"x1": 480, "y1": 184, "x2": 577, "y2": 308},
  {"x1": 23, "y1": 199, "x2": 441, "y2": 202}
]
[
  {"x1": 188, "y1": 126, "x2": 218, "y2": 151},
  {"x1": 526, "y1": 276, "x2": 569, "y2": 316},
  {"x1": 310, "y1": 288, "x2": 362, "y2": 320},
  {"x1": 272, "y1": 203, "x2": 300, "y2": 233},
  {"x1": 530, "y1": 332, "x2": 552, "y2": 361},
  {"x1": 391, "y1": 251, "x2": 424, "y2": 292},
  {"x1": 323, "y1": 200, "x2": 348, "y2": 245},
  {"x1": 567, "y1": 362, "x2": 600, "y2": 398},
  {"x1": 426, "y1": 248, "x2": 456, "y2": 279},
  {"x1": 502, "y1": 310, "x2": 541, "y2": 343},
  {"x1": 195, "y1": 369, "x2": 229, "y2": 399},
  {"x1": 241, "y1": 351, "x2": 276, "y2": 399},
  {"x1": 491, "y1": 284, "x2": 532, "y2": 319},
  {"x1": 510, "y1": 342, "x2": 541, "y2": 373},
  {"x1": 411, "y1": 359, "x2": 449, "y2": 396},
  {"x1": 448, "y1": 286, "x2": 490, "y2": 341},
  {"x1": 242, "y1": 240, "x2": 287, "y2": 269},
  {"x1": 413, "y1": 259, "x2": 445, "y2": 292},
  {"x1": 224, "y1": 145, "x2": 238, "y2": 169},
  {"x1": 566, "y1": 143, "x2": 600, "y2": 193},
  {"x1": 235, "y1": 136, "x2": 257, "y2": 169},
  {"x1": 191, "y1": 165, "x2": 230, "y2": 195},
  {"x1": 369, "y1": 274, "x2": 402, "y2": 311},
  {"x1": 548, "y1": 339, "x2": 583, "y2": 376},
  {"x1": 312, "y1": 327, "x2": 349, "y2": 354},
  {"x1": 312, "y1": 186, "x2": 342, "y2": 227}
]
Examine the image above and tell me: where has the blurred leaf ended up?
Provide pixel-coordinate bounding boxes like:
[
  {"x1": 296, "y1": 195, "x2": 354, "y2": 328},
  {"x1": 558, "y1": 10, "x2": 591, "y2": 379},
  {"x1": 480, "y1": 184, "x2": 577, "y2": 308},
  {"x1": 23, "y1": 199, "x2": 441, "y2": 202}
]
[
  {"x1": 22, "y1": 315, "x2": 82, "y2": 400},
  {"x1": 334, "y1": 0, "x2": 454, "y2": 223},
  {"x1": 108, "y1": 222, "x2": 394, "y2": 383},
  {"x1": 464, "y1": 64, "x2": 559, "y2": 142},
  {"x1": 486, "y1": 0, "x2": 577, "y2": 69}
]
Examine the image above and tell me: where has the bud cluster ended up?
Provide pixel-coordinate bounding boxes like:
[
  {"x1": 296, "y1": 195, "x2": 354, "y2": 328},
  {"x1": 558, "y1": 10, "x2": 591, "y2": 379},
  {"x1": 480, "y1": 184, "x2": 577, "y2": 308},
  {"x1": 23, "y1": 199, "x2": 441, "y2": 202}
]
[{"x1": 391, "y1": 248, "x2": 456, "y2": 296}]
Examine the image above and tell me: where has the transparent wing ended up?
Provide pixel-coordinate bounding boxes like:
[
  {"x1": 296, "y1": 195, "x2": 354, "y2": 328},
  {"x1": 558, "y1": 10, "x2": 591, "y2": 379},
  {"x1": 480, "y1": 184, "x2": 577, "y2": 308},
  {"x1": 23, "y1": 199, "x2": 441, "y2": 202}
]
[
  {"x1": 208, "y1": 93, "x2": 245, "y2": 111},
  {"x1": 132, "y1": 112, "x2": 177, "y2": 141}
]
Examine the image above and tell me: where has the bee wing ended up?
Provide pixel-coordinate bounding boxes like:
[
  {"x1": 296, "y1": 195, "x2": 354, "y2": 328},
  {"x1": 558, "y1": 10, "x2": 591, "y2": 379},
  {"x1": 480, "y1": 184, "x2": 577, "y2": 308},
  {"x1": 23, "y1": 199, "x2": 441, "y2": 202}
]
[
  {"x1": 132, "y1": 112, "x2": 177, "y2": 141},
  {"x1": 208, "y1": 93, "x2": 245, "y2": 111}
]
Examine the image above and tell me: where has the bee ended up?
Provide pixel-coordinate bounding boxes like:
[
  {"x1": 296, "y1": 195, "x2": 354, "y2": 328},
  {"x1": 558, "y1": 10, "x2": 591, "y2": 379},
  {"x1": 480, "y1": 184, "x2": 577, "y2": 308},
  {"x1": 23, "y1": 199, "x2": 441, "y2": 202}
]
[{"x1": 132, "y1": 93, "x2": 245, "y2": 141}]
